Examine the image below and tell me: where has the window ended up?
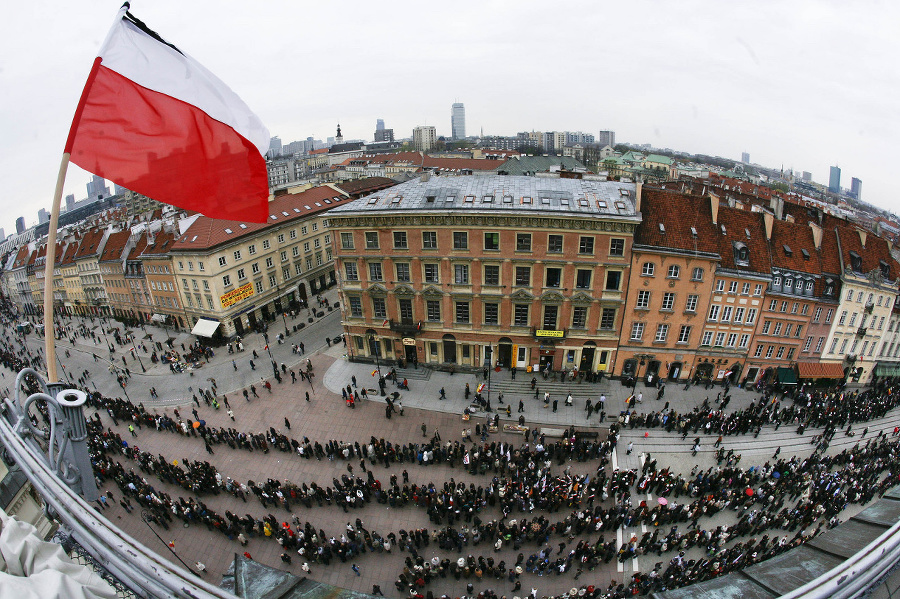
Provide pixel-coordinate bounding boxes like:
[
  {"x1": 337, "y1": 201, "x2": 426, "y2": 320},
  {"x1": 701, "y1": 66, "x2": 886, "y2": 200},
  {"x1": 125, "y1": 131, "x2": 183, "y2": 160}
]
[
  {"x1": 255, "y1": 280, "x2": 264, "y2": 294},
  {"x1": 776, "y1": 347, "x2": 785, "y2": 359},
  {"x1": 290, "y1": 230, "x2": 297, "y2": 240},
  {"x1": 516, "y1": 233, "x2": 532, "y2": 252},
  {"x1": 365, "y1": 262, "x2": 382, "y2": 281},
  {"x1": 642, "y1": 262, "x2": 655, "y2": 276},
  {"x1": 277, "y1": 234, "x2": 285, "y2": 244},
  {"x1": 636, "y1": 290, "x2": 650, "y2": 309},
  {"x1": 609, "y1": 238, "x2": 625, "y2": 256},
  {"x1": 422, "y1": 231, "x2": 437, "y2": 249},
  {"x1": 393, "y1": 231, "x2": 408, "y2": 249},
  {"x1": 453, "y1": 232, "x2": 468, "y2": 250},
  {"x1": 803, "y1": 336, "x2": 813, "y2": 352},
  {"x1": 484, "y1": 265, "x2": 499, "y2": 285},
  {"x1": 396, "y1": 263, "x2": 410, "y2": 282},
  {"x1": 714, "y1": 333, "x2": 726, "y2": 347},
  {"x1": 579, "y1": 236, "x2": 595, "y2": 254},
  {"x1": 262, "y1": 240, "x2": 270, "y2": 250},
  {"x1": 424, "y1": 264, "x2": 439, "y2": 284},
  {"x1": 780, "y1": 301, "x2": 788, "y2": 312},
  {"x1": 605, "y1": 271, "x2": 622, "y2": 291},
  {"x1": 692, "y1": 267, "x2": 704, "y2": 281},
  {"x1": 222, "y1": 274, "x2": 231, "y2": 286},
  {"x1": 701, "y1": 331, "x2": 713, "y2": 346},
  {"x1": 678, "y1": 325, "x2": 691, "y2": 344},
  {"x1": 198, "y1": 262, "x2": 205, "y2": 272},
  {"x1": 685, "y1": 294, "x2": 698, "y2": 312},
  {"x1": 734, "y1": 307, "x2": 745, "y2": 323},
  {"x1": 268, "y1": 274, "x2": 277, "y2": 288},
  {"x1": 795, "y1": 324, "x2": 803, "y2": 338},
  {"x1": 399, "y1": 299, "x2": 413, "y2": 322},
  {"x1": 484, "y1": 232, "x2": 499, "y2": 251},
  {"x1": 280, "y1": 251, "x2": 287, "y2": 262},
  {"x1": 576, "y1": 269, "x2": 592, "y2": 289},
  {"x1": 300, "y1": 226, "x2": 307, "y2": 236},
  {"x1": 655, "y1": 324, "x2": 669, "y2": 342},
  {"x1": 762, "y1": 320, "x2": 772, "y2": 334},
  {"x1": 282, "y1": 266, "x2": 290, "y2": 281},
  {"x1": 548, "y1": 235, "x2": 563, "y2": 253},
  {"x1": 721, "y1": 306, "x2": 733, "y2": 322},
  {"x1": 630, "y1": 322, "x2": 645, "y2": 341},
  {"x1": 742, "y1": 283, "x2": 750, "y2": 294},
  {"x1": 265, "y1": 257, "x2": 274, "y2": 268},
  {"x1": 839, "y1": 311, "x2": 848, "y2": 325},
  {"x1": 727, "y1": 333, "x2": 738, "y2": 347},
  {"x1": 515, "y1": 266, "x2": 531, "y2": 286},
  {"x1": 454, "y1": 264, "x2": 469, "y2": 284},
  {"x1": 661, "y1": 292, "x2": 675, "y2": 311},
  {"x1": 372, "y1": 297, "x2": 386, "y2": 319},
  {"x1": 765, "y1": 345, "x2": 774, "y2": 358},
  {"x1": 514, "y1": 304, "x2": 529, "y2": 326},
  {"x1": 455, "y1": 302, "x2": 470, "y2": 323},
  {"x1": 715, "y1": 279, "x2": 725, "y2": 293},
  {"x1": 572, "y1": 306, "x2": 587, "y2": 328},
  {"x1": 754, "y1": 345, "x2": 763, "y2": 357},
  {"x1": 237, "y1": 268, "x2": 246, "y2": 281},
  {"x1": 481, "y1": 302, "x2": 499, "y2": 325},
  {"x1": 292, "y1": 246, "x2": 299, "y2": 257},
  {"x1": 825, "y1": 309, "x2": 834, "y2": 323},
  {"x1": 769, "y1": 299, "x2": 778, "y2": 311},
  {"x1": 600, "y1": 308, "x2": 616, "y2": 329},
  {"x1": 427, "y1": 300, "x2": 441, "y2": 321},
  {"x1": 543, "y1": 305, "x2": 558, "y2": 329},
  {"x1": 829, "y1": 338, "x2": 839, "y2": 354},
  {"x1": 729, "y1": 281, "x2": 738, "y2": 293},
  {"x1": 304, "y1": 242, "x2": 310, "y2": 253},
  {"x1": 708, "y1": 304, "x2": 720, "y2": 321},
  {"x1": 187, "y1": 261, "x2": 194, "y2": 271},
  {"x1": 545, "y1": 268, "x2": 562, "y2": 287},
  {"x1": 773, "y1": 322, "x2": 783, "y2": 336},
  {"x1": 365, "y1": 232, "x2": 379, "y2": 249},
  {"x1": 739, "y1": 334, "x2": 750, "y2": 348},
  {"x1": 295, "y1": 263, "x2": 303, "y2": 275},
  {"x1": 879, "y1": 316, "x2": 885, "y2": 330},
  {"x1": 233, "y1": 250, "x2": 242, "y2": 261}
]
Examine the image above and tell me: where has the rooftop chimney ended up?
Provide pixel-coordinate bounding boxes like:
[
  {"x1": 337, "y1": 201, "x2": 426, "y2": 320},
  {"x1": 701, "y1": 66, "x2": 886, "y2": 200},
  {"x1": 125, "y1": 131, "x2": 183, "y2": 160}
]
[
  {"x1": 709, "y1": 192, "x2": 720, "y2": 225},
  {"x1": 808, "y1": 222, "x2": 823, "y2": 250},
  {"x1": 763, "y1": 211, "x2": 774, "y2": 241}
]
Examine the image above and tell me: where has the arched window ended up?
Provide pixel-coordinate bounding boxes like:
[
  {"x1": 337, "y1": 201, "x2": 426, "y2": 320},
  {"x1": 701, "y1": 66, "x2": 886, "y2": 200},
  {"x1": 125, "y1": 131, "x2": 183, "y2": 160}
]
[
  {"x1": 691, "y1": 267, "x2": 704, "y2": 281},
  {"x1": 667, "y1": 264, "x2": 680, "y2": 279}
]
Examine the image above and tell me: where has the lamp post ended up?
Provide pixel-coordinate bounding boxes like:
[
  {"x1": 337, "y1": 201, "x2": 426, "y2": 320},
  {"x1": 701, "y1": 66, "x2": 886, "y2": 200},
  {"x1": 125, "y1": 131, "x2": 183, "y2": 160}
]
[
  {"x1": 140, "y1": 510, "x2": 197, "y2": 575},
  {"x1": 632, "y1": 353, "x2": 654, "y2": 398},
  {"x1": 368, "y1": 333, "x2": 385, "y2": 396}
]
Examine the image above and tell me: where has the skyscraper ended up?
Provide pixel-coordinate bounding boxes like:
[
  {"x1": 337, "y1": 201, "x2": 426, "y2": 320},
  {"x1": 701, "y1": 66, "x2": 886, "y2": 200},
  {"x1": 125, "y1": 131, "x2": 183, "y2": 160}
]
[
  {"x1": 598, "y1": 130, "x2": 616, "y2": 148},
  {"x1": 451, "y1": 103, "x2": 466, "y2": 140},
  {"x1": 828, "y1": 165, "x2": 841, "y2": 193},
  {"x1": 413, "y1": 126, "x2": 437, "y2": 152},
  {"x1": 850, "y1": 177, "x2": 862, "y2": 200},
  {"x1": 741, "y1": 152, "x2": 750, "y2": 164},
  {"x1": 268, "y1": 136, "x2": 282, "y2": 158},
  {"x1": 65, "y1": 194, "x2": 75, "y2": 212},
  {"x1": 376, "y1": 119, "x2": 385, "y2": 131},
  {"x1": 38, "y1": 208, "x2": 49, "y2": 224},
  {"x1": 15, "y1": 216, "x2": 25, "y2": 235}
]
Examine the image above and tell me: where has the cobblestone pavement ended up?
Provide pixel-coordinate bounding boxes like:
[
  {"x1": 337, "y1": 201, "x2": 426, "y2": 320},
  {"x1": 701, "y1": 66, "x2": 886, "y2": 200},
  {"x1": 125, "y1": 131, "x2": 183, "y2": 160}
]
[{"x1": 9, "y1": 300, "x2": 889, "y2": 598}]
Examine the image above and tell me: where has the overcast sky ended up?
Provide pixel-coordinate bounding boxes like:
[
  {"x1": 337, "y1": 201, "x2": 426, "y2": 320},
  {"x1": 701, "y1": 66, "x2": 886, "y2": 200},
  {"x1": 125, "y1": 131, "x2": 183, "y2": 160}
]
[{"x1": 2, "y1": 1, "x2": 898, "y2": 235}]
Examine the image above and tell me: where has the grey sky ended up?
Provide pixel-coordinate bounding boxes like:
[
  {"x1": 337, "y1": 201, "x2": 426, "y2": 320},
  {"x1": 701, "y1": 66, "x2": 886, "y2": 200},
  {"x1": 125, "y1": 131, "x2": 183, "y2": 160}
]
[{"x1": 2, "y1": 1, "x2": 898, "y2": 234}]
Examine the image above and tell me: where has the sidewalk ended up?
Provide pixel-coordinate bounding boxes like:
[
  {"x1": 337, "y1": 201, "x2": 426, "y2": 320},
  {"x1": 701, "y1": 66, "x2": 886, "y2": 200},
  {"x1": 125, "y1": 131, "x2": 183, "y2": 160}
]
[{"x1": 323, "y1": 355, "x2": 764, "y2": 430}]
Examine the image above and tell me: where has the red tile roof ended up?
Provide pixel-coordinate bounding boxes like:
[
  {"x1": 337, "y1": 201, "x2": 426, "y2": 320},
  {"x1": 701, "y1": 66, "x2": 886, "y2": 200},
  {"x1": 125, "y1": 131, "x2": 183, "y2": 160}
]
[
  {"x1": 128, "y1": 232, "x2": 150, "y2": 260},
  {"x1": 796, "y1": 361, "x2": 845, "y2": 379},
  {"x1": 172, "y1": 185, "x2": 350, "y2": 252},
  {"x1": 74, "y1": 229, "x2": 106, "y2": 260},
  {"x1": 768, "y1": 219, "x2": 822, "y2": 276},
  {"x1": 635, "y1": 188, "x2": 721, "y2": 255},
  {"x1": 713, "y1": 205, "x2": 771, "y2": 274},
  {"x1": 99, "y1": 230, "x2": 131, "y2": 262},
  {"x1": 140, "y1": 231, "x2": 177, "y2": 257},
  {"x1": 11, "y1": 246, "x2": 30, "y2": 269},
  {"x1": 834, "y1": 221, "x2": 899, "y2": 279}
]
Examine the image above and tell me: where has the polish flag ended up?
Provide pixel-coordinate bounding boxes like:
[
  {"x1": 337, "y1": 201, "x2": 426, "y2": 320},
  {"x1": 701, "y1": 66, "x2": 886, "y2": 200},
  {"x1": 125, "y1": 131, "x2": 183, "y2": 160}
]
[{"x1": 65, "y1": 6, "x2": 270, "y2": 222}]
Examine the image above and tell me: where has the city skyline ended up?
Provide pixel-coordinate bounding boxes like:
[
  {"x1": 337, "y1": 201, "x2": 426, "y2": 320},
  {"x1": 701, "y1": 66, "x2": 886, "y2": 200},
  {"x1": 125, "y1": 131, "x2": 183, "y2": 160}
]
[{"x1": 2, "y1": 1, "x2": 898, "y2": 234}]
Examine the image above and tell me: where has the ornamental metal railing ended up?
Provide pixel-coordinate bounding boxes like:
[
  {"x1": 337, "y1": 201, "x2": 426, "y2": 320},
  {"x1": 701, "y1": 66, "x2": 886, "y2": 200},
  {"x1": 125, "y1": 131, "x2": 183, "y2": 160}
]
[{"x1": 0, "y1": 368, "x2": 236, "y2": 599}]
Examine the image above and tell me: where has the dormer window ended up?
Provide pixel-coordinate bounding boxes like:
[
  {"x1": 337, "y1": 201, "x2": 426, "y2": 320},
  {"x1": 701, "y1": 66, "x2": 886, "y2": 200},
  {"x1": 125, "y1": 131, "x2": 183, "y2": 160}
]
[
  {"x1": 773, "y1": 276, "x2": 782, "y2": 288},
  {"x1": 880, "y1": 260, "x2": 891, "y2": 278},
  {"x1": 733, "y1": 241, "x2": 749, "y2": 266},
  {"x1": 824, "y1": 278, "x2": 835, "y2": 297},
  {"x1": 801, "y1": 249, "x2": 810, "y2": 261},
  {"x1": 783, "y1": 245, "x2": 792, "y2": 257},
  {"x1": 784, "y1": 278, "x2": 793, "y2": 290},
  {"x1": 849, "y1": 251, "x2": 862, "y2": 272}
]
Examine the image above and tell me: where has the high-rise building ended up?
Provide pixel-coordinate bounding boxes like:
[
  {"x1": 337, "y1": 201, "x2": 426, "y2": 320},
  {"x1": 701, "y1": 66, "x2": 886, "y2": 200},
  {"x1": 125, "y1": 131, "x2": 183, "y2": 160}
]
[
  {"x1": 65, "y1": 194, "x2": 75, "y2": 212},
  {"x1": 0, "y1": 228, "x2": 5, "y2": 242},
  {"x1": 451, "y1": 103, "x2": 466, "y2": 140},
  {"x1": 741, "y1": 152, "x2": 750, "y2": 164},
  {"x1": 376, "y1": 119, "x2": 385, "y2": 131},
  {"x1": 15, "y1": 217, "x2": 25, "y2": 235},
  {"x1": 413, "y1": 125, "x2": 437, "y2": 152},
  {"x1": 802, "y1": 171, "x2": 812, "y2": 182},
  {"x1": 86, "y1": 174, "x2": 110, "y2": 201},
  {"x1": 268, "y1": 136, "x2": 282, "y2": 158},
  {"x1": 374, "y1": 128, "x2": 394, "y2": 143},
  {"x1": 37, "y1": 209, "x2": 49, "y2": 224},
  {"x1": 829, "y1": 165, "x2": 841, "y2": 193},
  {"x1": 598, "y1": 130, "x2": 616, "y2": 148},
  {"x1": 850, "y1": 177, "x2": 862, "y2": 200}
]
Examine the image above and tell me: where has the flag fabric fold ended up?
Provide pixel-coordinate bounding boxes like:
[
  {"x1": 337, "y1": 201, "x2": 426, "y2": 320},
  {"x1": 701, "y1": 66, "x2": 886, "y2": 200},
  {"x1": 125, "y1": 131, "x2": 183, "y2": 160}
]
[{"x1": 65, "y1": 7, "x2": 270, "y2": 222}]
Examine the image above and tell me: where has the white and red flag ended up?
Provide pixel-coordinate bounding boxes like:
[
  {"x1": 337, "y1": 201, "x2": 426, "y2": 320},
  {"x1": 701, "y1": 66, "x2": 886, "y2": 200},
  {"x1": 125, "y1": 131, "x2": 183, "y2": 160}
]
[{"x1": 65, "y1": 4, "x2": 270, "y2": 222}]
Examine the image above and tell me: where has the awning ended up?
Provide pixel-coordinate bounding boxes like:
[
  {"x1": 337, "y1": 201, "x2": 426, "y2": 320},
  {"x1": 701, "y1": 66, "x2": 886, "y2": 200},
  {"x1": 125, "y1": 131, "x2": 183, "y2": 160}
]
[
  {"x1": 151, "y1": 313, "x2": 167, "y2": 323},
  {"x1": 190, "y1": 319, "x2": 220, "y2": 338},
  {"x1": 775, "y1": 366, "x2": 798, "y2": 385},
  {"x1": 796, "y1": 362, "x2": 846, "y2": 380},
  {"x1": 875, "y1": 363, "x2": 900, "y2": 377}
]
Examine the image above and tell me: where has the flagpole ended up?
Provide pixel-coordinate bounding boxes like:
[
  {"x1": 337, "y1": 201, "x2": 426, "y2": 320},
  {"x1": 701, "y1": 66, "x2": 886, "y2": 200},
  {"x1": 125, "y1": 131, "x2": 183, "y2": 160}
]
[{"x1": 42, "y1": 153, "x2": 70, "y2": 383}]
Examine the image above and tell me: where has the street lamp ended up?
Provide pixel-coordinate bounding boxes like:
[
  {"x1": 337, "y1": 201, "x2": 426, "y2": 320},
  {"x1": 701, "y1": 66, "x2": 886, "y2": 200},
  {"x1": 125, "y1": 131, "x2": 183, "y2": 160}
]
[
  {"x1": 632, "y1": 353, "x2": 654, "y2": 398},
  {"x1": 140, "y1": 510, "x2": 197, "y2": 576},
  {"x1": 367, "y1": 333, "x2": 385, "y2": 396}
]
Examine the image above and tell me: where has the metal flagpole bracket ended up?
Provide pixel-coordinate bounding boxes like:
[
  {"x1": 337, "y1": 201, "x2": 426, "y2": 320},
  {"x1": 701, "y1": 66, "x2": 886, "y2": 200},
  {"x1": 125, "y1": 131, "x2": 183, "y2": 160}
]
[{"x1": 6, "y1": 367, "x2": 99, "y2": 501}]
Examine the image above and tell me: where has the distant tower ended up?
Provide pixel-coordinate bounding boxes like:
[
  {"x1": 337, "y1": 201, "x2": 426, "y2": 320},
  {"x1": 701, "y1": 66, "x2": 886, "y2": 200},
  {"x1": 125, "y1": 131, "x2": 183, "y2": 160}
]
[
  {"x1": 86, "y1": 174, "x2": 109, "y2": 200},
  {"x1": 850, "y1": 177, "x2": 862, "y2": 200},
  {"x1": 413, "y1": 126, "x2": 437, "y2": 152},
  {"x1": 376, "y1": 119, "x2": 385, "y2": 131},
  {"x1": 828, "y1": 165, "x2": 841, "y2": 193},
  {"x1": 268, "y1": 136, "x2": 282, "y2": 158},
  {"x1": 741, "y1": 151, "x2": 750, "y2": 164},
  {"x1": 598, "y1": 130, "x2": 616, "y2": 148},
  {"x1": 37, "y1": 208, "x2": 49, "y2": 224},
  {"x1": 65, "y1": 194, "x2": 75, "y2": 212},
  {"x1": 15, "y1": 216, "x2": 25, "y2": 235},
  {"x1": 451, "y1": 103, "x2": 466, "y2": 140},
  {"x1": 335, "y1": 124, "x2": 344, "y2": 145}
]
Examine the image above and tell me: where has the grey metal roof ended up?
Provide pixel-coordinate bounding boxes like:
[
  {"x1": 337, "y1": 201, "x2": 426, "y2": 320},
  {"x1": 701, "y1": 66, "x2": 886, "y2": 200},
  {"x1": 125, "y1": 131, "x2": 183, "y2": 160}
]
[{"x1": 329, "y1": 175, "x2": 638, "y2": 218}]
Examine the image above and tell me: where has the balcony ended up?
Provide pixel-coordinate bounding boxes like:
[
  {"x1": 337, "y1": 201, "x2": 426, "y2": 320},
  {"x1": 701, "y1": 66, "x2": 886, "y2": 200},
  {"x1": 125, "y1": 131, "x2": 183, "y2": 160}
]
[
  {"x1": 388, "y1": 319, "x2": 421, "y2": 336},
  {"x1": 857, "y1": 327, "x2": 868, "y2": 337}
]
